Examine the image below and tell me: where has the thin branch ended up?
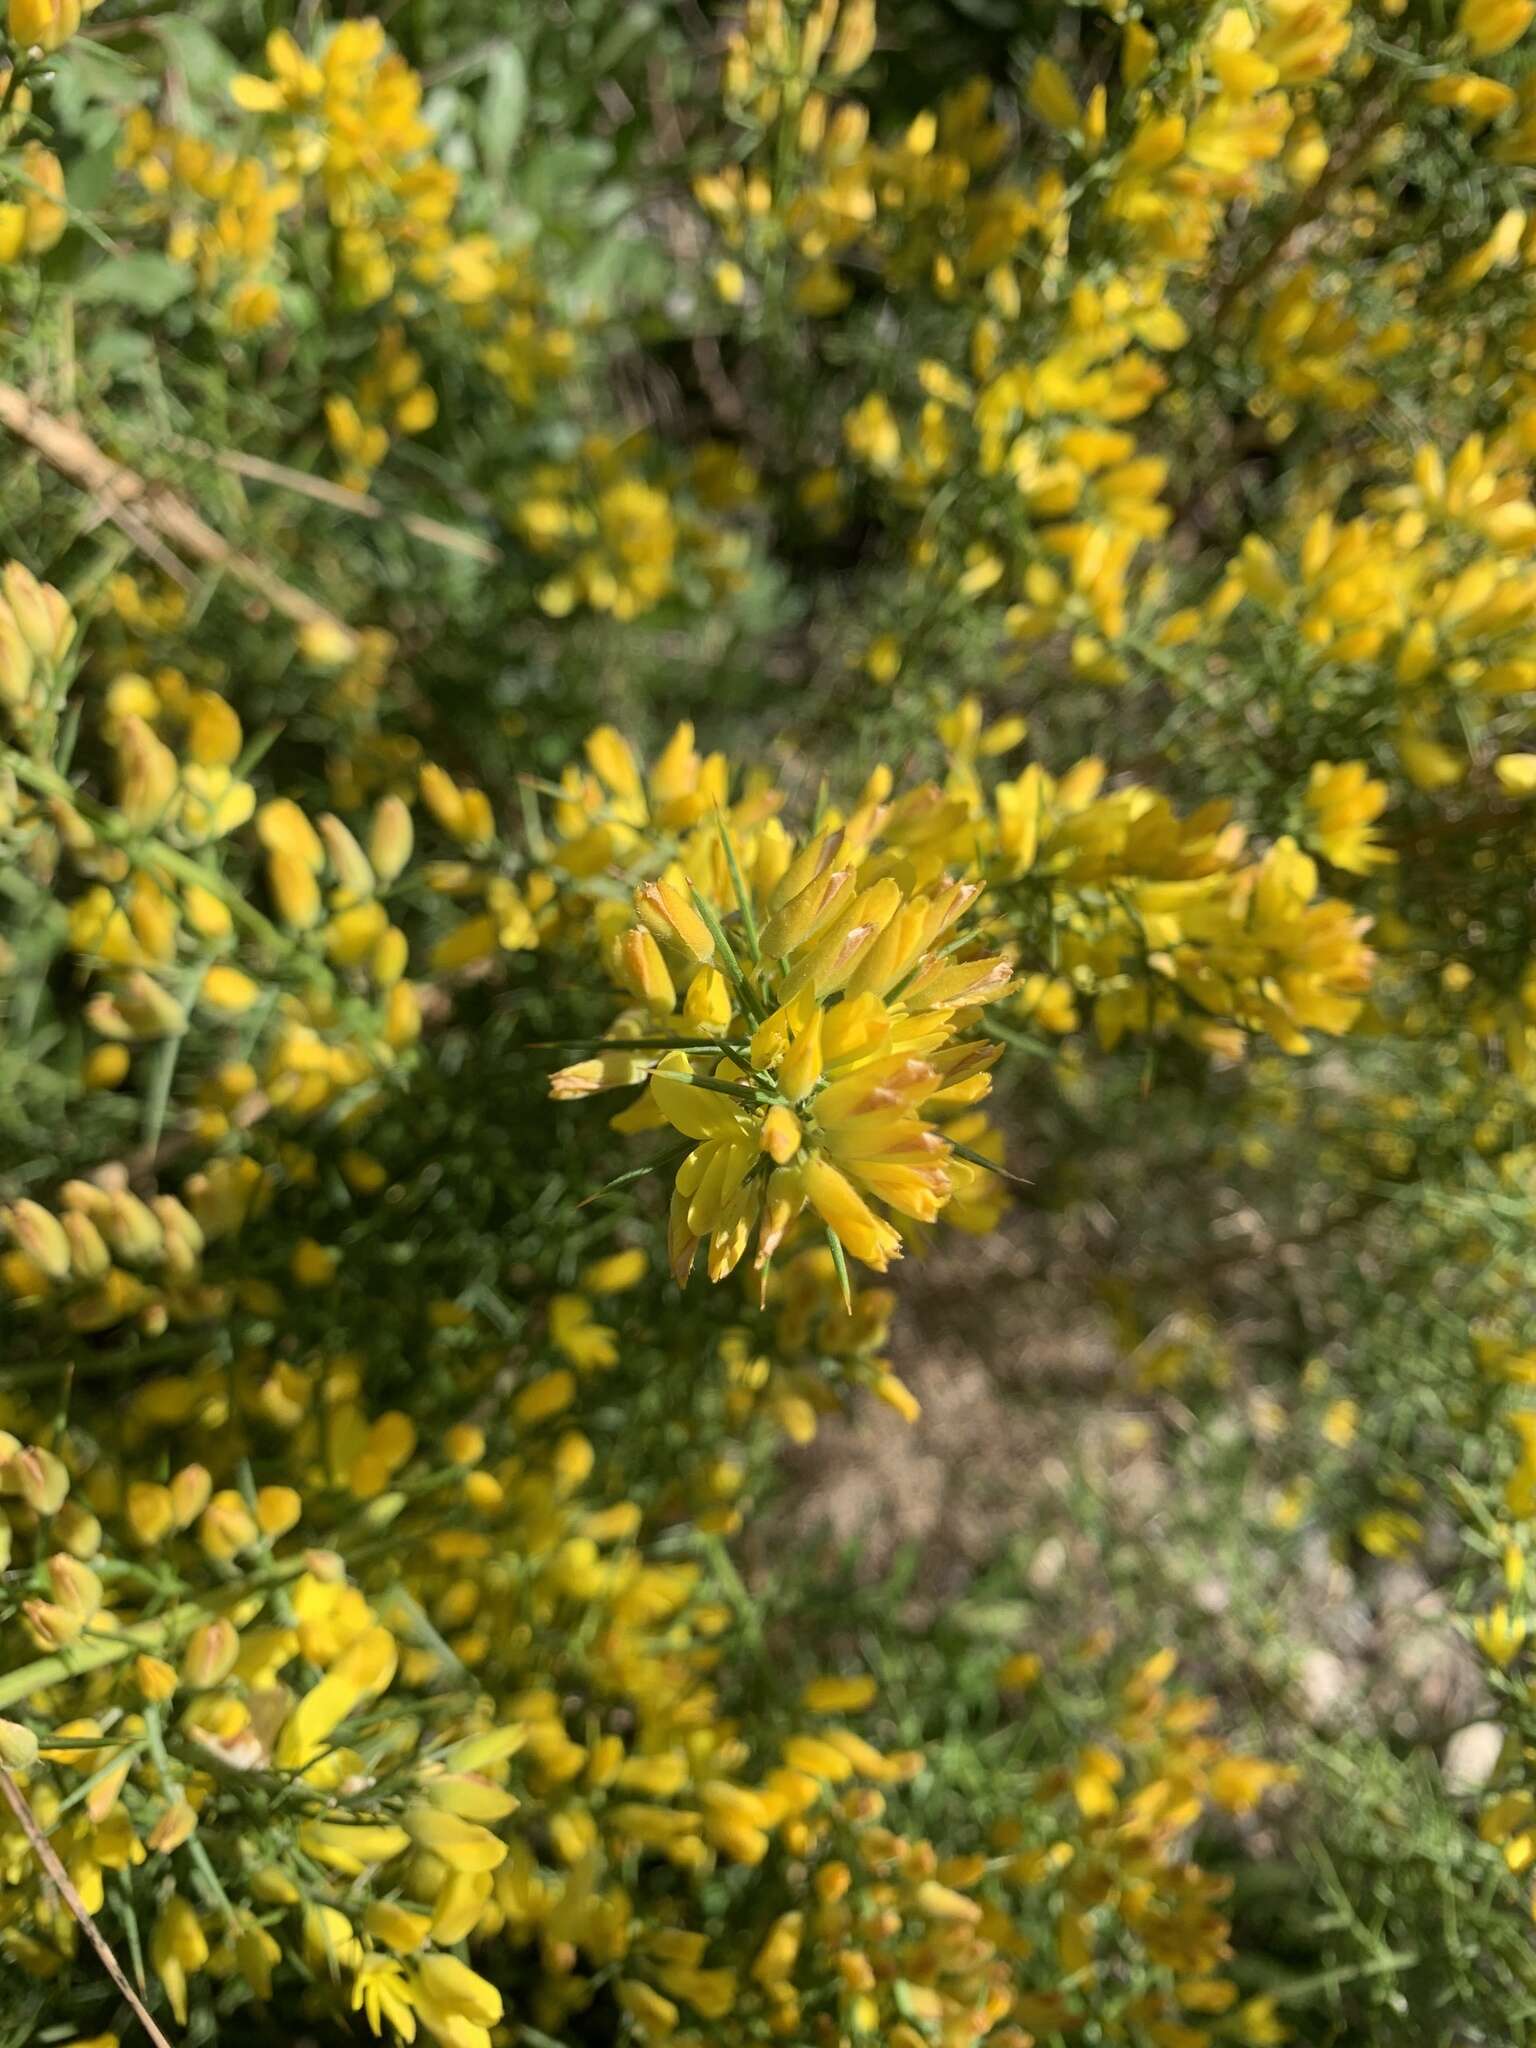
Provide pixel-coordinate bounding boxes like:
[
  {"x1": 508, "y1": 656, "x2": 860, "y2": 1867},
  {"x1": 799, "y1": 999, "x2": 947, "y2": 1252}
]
[
  {"x1": 74, "y1": 487, "x2": 197, "y2": 591},
  {"x1": 189, "y1": 442, "x2": 501, "y2": 566},
  {"x1": 0, "y1": 381, "x2": 349, "y2": 633},
  {"x1": 0, "y1": 1769, "x2": 176, "y2": 2047}
]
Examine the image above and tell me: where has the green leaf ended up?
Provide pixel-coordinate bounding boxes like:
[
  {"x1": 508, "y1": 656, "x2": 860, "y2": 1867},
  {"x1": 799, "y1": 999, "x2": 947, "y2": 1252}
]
[
  {"x1": 949, "y1": 1138, "x2": 1030, "y2": 1186},
  {"x1": 47, "y1": 38, "x2": 155, "y2": 120},
  {"x1": 715, "y1": 808, "x2": 760, "y2": 962},
  {"x1": 152, "y1": 17, "x2": 240, "y2": 103},
  {"x1": 687, "y1": 882, "x2": 762, "y2": 1023},
  {"x1": 73, "y1": 254, "x2": 193, "y2": 315},
  {"x1": 826, "y1": 1227, "x2": 853, "y2": 1315},
  {"x1": 65, "y1": 143, "x2": 117, "y2": 214},
  {"x1": 480, "y1": 44, "x2": 528, "y2": 187},
  {"x1": 593, "y1": 3, "x2": 661, "y2": 75},
  {"x1": 520, "y1": 139, "x2": 614, "y2": 213},
  {"x1": 951, "y1": 1598, "x2": 1033, "y2": 1638},
  {"x1": 86, "y1": 329, "x2": 156, "y2": 378}
]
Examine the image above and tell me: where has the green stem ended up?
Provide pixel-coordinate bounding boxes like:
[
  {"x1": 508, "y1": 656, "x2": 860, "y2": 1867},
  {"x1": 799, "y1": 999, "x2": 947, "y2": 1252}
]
[
  {"x1": 144, "y1": 1704, "x2": 239, "y2": 1927},
  {"x1": 0, "y1": 55, "x2": 30, "y2": 126},
  {"x1": 0, "y1": 1597, "x2": 210, "y2": 1711},
  {"x1": 0, "y1": 1549, "x2": 318, "y2": 1711},
  {"x1": 0, "y1": 1332, "x2": 211, "y2": 1391},
  {"x1": 0, "y1": 1507, "x2": 454, "y2": 1713}
]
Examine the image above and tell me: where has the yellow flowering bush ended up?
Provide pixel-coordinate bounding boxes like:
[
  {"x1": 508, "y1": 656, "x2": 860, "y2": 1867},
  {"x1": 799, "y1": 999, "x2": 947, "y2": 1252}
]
[{"x1": 0, "y1": 0, "x2": 1535, "y2": 2042}]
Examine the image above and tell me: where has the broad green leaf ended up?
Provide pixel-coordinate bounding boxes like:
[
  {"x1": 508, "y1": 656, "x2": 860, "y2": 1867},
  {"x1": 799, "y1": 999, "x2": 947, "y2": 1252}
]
[
  {"x1": 85, "y1": 330, "x2": 156, "y2": 377},
  {"x1": 65, "y1": 144, "x2": 117, "y2": 214},
  {"x1": 593, "y1": 4, "x2": 660, "y2": 73},
  {"x1": 47, "y1": 37, "x2": 154, "y2": 119},
  {"x1": 73, "y1": 254, "x2": 193, "y2": 315},
  {"x1": 480, "y1": 44, "x2": 528, "y2": 187},
  {"x1": 152, "y1": 18, "x2": 240, "y2": 102}
]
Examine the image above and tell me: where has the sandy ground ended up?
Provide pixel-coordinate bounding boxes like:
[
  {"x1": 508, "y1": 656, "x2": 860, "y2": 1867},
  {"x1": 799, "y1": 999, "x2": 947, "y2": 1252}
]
[{"x1": 760, "y1": 1190, "x2": 1490, "y2": 1758}]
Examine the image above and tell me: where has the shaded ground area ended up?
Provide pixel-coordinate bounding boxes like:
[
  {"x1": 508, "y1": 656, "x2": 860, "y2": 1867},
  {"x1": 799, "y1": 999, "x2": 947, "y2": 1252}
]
[
  {"x1": 759, "y1": 1178, "x2": 1490, "y2": 1762},
  {"x1": 776, "y1": 1227, "x2": 1124, "y2": 1596}
]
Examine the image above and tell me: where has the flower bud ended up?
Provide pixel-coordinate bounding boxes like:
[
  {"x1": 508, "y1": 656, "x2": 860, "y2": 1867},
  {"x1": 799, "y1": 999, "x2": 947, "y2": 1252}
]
[
  {"x1": 86, "y1": 971, "x2": 189, "y2": 1042},
  {"x1": 1458, "y1": 0, "x2": 1536, "y2": 53},
  {"x1": 53, "y1": 1502, "x2": 102, "y2": 1560},
  {"x1": 47, "y1": 1551, "x2": 102, "y2": 1617},
  {"x1": 199, "y1": 1489, "x2": 258, "y2": 1561},
  {"x1": 148, "y1": 1800, "x2": 199, "y2": 1853},
  {"x1": 115, "y1": 716, "x2": 180, "y2": 830},
  {"x1": 318, "y1": 812, "x2": 375, "y2": 899},
  {"x1": 256, "y1": 1484, "x2": 301, "y2": 1538},
  {"x1": 200, "y1": 964, "x2": 260, "y2": 1016},
  {"x1": 10, "y1": 1445, "x2": 69, "y2": 1515},
  {"x1": 759, "y1": 866, "x2": 854, "y2": 960},
  {"x1": 371, "y1": 923, "x2": 409, "y2": 986},
  {"x1": 830, "y1": 0, "x2": 876, "y2": 73},
  {"x1": 135, "y1": 1654, "x2": 179, "y2": 1703},
  {"x1": 0, "y1": 1719, "x2": 38, "y2": 1769},
  {"x1": 683, "y1": 965, "x2": 732, "y2": 1033},
  {"x1": 297, "y1": 618, "x2": 359, "y2": 668},
  {"x1": 267, "y1": 849, "x2": 322, "y2": 929},
  {"x1": 101, "y1": 1189, "x2": 165, "y2": 1265},
  {"x1": 8, "y1": 0, "x2": 83, "y2": 54},
  {"x1": 385, "y1": 980, "x2": 421, "y2": 1048},
  {"x1": 60, "y1": 1208, "x2": 111, "y2": 1283},
  {"x1": 420, "y1": 764, "x2": 493, "y2": 851},
  {"x1": 635, "y1": 879, "x2": 715, "y2": 963},
  {"x1": 151, "y1": 1194, "x2": 205, "y2": 1271},
  {"x1": 778, "y1": 1011, "x2": 824, "y2": 1102},
  {"x1": 368, "y1": 794, "x2": 414, "y2": 884},
  {"x1": 183, "y1": 1617, "x2": 240, "y2": 1688},
  {"x1": 2, "y1": 563, "x2": 72, "y2": 661},
  {"x1": 126, "y1": 1480, "x2": 175, "y2": 1546},
  {"x1": 256, "y1": 796, "x2": 324, "y2": 871},
  {"x1": 617, "y1": 926, "x2": 676, "y2": 1014},
  {"x1": 183, "y1": 688, "x2": 241, "y2": 766},
  {"x1": 169, "y1": 1464, "x2": 212, "y2": 1530},
  {"x1": 22, "y1": 1598, "x2": 79, "y2": 1649},
  {"x1": 4, "y1": 1199, "x2": 70, "y2": 1281},
  {"x1": 760, "y1": 1104, "x2": 802, "y2": 1162},
  {"x1": 0, "y1": 600, "x2": 34, "y2": 709},
  {"x1": 903, "y1": 953, "x2": 1013, "y2": 1011}
]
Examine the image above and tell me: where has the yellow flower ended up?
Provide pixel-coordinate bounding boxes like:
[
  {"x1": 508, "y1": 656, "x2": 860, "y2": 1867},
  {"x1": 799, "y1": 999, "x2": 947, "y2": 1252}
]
[
  {"x1": 1027, "y1": 57, "x2": 1081, "y2": 133},
  {"x1": 8, "y1": 0, "x2": 81, "y2": 52},
  {"x1": 352, "y1": 1954, "x2": 417, "y2": 2039},
  {"x1": 1458, "y1": 0, "x2": 1535, "y2": 54},
  {"x1": 150, "y1": 1896, "x2": 208, "y2": 2026},
  {"x1": 802, "y1": 1673, "x2": 877, "y2": 1712},
  {"x1": 413, "y1": 1953, "x2": 504, "y2": 2038},
  {"x1": 1474, "y1": 1603, "x2": 1528, "y2": 1668},
  {"x1": 1302, "y1": 761, "x2": 1394, "y2": 872},
  {"x1": 230, "y1": 28, "x2": 324, "y2": 112}
]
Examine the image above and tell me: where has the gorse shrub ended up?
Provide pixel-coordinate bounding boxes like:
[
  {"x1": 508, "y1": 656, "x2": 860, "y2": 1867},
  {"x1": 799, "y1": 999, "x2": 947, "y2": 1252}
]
[{"x1": 1, "y1": 0, "x2": 1536, "y2": 2044}]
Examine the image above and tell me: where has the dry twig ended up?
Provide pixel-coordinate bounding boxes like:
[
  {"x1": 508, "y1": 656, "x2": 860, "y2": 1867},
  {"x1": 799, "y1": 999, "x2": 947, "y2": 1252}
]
[
  {"x1": 196, "y1": 443, "x2": 501, "y2": 565},
  {"x1": 0, "y1": 380, "x2": 349, "y2": 633},
  {"x1": 0, "y1": 1767, "x2": 176, "y2": 2046}
]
